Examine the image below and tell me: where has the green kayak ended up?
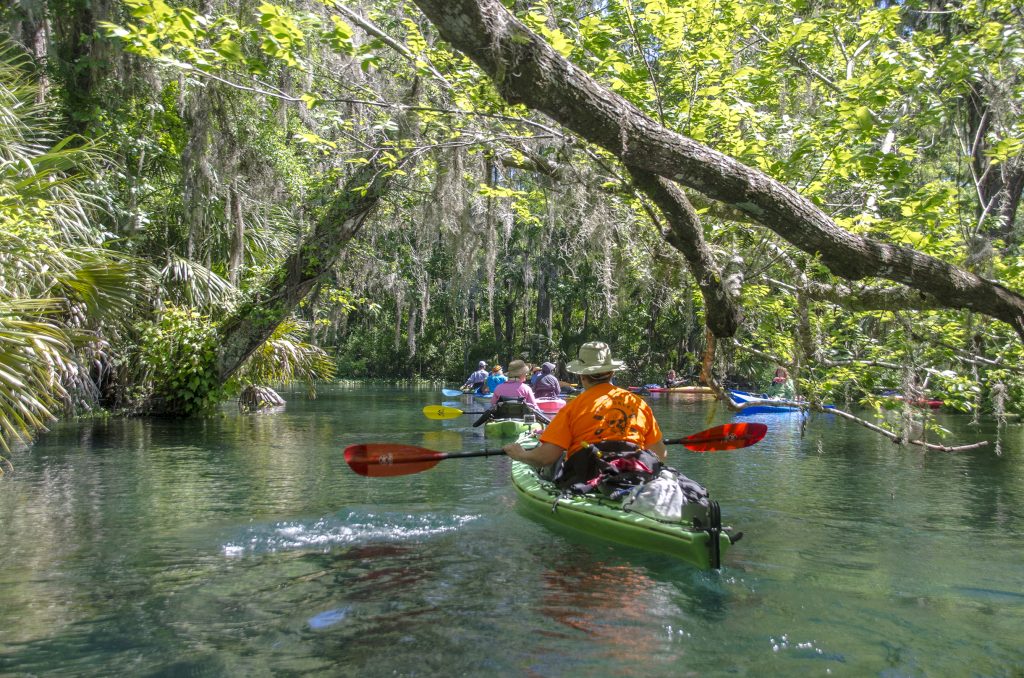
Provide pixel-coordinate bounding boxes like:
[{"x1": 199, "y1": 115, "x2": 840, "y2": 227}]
[
  {"x1": 484, "y1": 419, "x2": 543, "y2": 439},
  {"x1": 510, "y1": 460, "x2": 735, "y2": 569}
]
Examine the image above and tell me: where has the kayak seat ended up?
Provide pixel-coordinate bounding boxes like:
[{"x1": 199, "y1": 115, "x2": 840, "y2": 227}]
[{"x1": 472, "y1": 397, "x2": 550, "y2": 427}]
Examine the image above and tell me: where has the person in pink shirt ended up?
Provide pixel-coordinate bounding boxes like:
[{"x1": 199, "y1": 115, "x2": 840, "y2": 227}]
[{"x1": 490, "y1": 359, "x2": 539, "y2": 408}]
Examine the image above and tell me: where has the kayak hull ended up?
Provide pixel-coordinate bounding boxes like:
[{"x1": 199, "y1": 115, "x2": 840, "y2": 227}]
[
  {"x1": 629, "y1": 385, "x2": 714, "y2": 394},
  {"x1": 535, "y1": 397, "x2": 566, "y2": 413},
  {"x1": 729, "y1": 389, "x2": 834, "y2": 415},
  {"x1": 883, "y1": 394, "x2": 943, "y2": 409},
  {"x1": 484, "y1": 419, "x2": 542, "y2": 439},
  {"x1": 510, "y1": 461, "x2": 732, "y2": 569}
]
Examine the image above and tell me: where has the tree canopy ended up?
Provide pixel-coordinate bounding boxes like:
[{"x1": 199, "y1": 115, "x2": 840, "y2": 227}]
[{"x1": 1, "y1": 0, "x2": 1022, "y2": 449}]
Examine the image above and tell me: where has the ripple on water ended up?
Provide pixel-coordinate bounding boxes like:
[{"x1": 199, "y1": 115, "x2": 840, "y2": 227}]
[{"x1": 221, "y1": 510, "x2": 479, "y2": 557}]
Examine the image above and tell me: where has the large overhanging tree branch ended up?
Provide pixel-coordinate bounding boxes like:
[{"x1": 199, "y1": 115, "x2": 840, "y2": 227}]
[
  {"x1": 627, "y1": 167, "x2": 741, "y2": 337},
  {"x1": 216, "y1": 151, "x2": 400, "y2": 381},
  {"x1": 409, "y1": 0, "x2": 1024, "y2": 340},
  {"x1": 770, "y1": 278, "x2": 948, "y2": 314},
  {"x1": 493, "y1": 142, "x2": 741, "y2": 335}
]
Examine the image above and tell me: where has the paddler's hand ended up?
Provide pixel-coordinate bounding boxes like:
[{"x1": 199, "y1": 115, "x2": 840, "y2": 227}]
[{"x1": 503, "y1": 442, "x2": 526, "y2": 461}]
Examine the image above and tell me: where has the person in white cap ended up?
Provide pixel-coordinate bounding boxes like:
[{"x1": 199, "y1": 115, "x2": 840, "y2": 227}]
[
  {"x1": 462, "y1": 360, "x2": 489, "y2": 393},
  {"x1": 503, "y1": 341, "x2": 666, "y2": 466}
]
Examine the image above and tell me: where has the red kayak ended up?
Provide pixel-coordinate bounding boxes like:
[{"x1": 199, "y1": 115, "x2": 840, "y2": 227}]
[
  {"x1": 536, "y1": 397, "x2": 566, "y2": 413},
  {"x1": 884, "y1": 394, "x2": 943, "y2": 409}
]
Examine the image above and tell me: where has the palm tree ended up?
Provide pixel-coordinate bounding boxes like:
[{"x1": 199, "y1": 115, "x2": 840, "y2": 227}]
[
  {"x1": 0, "y1": 42, "x2": 131, "y2": 454},
  {"x1": 234, "y1": 318, "x2": 337, "y2": 411}
]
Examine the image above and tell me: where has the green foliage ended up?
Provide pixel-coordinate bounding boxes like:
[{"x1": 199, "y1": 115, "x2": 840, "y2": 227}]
[
  {"x1": 235, "y1": 317, "x2": 336, "y2": 396},
  {"x1": 0, "y1": 40, "x2": 134, "y2": 447},
  {"x1": 137, "y1": 305, "x2": 224, "y2": 415},
  {"x1": 10, "y1": 0, "x2": 1024, "y2": 446}
]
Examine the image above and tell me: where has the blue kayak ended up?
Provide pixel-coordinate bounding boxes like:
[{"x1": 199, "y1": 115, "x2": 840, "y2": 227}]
[{"x1": 729, "y1": 390, "x2": 833, "y2": 415}]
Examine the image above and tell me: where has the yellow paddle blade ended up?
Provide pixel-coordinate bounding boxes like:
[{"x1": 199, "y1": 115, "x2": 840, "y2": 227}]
[{"x1": 422, "y1": 405, "x2": 464, "y2": 420}]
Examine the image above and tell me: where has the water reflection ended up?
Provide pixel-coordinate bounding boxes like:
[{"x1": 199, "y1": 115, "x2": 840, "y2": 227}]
[{"x1": 1, "y1": 385, "x2": 1022, "y2": 676}]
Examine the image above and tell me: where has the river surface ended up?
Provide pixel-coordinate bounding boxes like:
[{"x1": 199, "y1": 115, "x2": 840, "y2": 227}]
[{"x1": 1, "y1": 385, "x2": 1021, "y2": 677}]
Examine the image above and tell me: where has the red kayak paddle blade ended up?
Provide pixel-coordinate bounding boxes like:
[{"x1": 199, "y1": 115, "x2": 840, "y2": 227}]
[
  {"x1": 682, "y1": 422, "x2": 767, "y2": 452},
  {"x1": 343, "y1": 444, "x2": 444, "y2": 477}
]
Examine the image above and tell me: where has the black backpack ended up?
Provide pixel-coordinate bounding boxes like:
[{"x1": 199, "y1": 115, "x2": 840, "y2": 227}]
[{"x1": 547, "y1": 440, "x2": 663, "y2": 497}]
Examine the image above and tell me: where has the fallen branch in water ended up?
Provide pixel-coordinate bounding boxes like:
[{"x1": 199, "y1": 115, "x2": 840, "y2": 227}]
[
  {"x1": 823, "y1": 407, "x2": 990, "y2": 453},
  {"x1": 701, "y1": 331, "x2": 989, "y2": 452}
]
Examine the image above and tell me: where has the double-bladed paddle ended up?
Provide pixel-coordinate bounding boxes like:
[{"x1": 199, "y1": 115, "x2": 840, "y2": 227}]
[
  {"x1": 344, "y1": 422, "x2": 768, "y2": 477},
  {"x1": 422, "y1": 404, "x2": 486, "y2": 420},
  {"x1": 664, "y1": 421, "x2": 767, "y2": 452},
  {"x1": 441, "y1": 388, "x2": 466, "y2": 397},
  {"x1": 345, "y1": 444, "x2": 507, "y2": 477}
]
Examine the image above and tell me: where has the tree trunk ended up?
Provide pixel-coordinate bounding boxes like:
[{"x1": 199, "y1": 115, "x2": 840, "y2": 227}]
[
  {"x1": 394, "y1": 295, "x2": 404, "y2": 352},
  {"x1": 469, "y1": 295, "x2": 480, "y2": 342},
  {"x1": 628, "y1": 167, "x2": 741, "y2": 336},
  {"x1": 503, "y1": 299, "x2": 515, "y2": 353},
  {"x1": 410, "y1": 0, "x2": 1024, "y2": 339},
  {"x1": 494, "y1": 296, "x2": 504, "y2": 347},
  {"x1": 49, "y1": 0, "x2": 99, "y2": 134},
  {"x1": 216, "y1": 153, "x2": 398, "y2": 381},
  {"x1": 407, "y1": 303, "x2": 417, "y2": 359},
  {"x1": 227, "y1": 183, "x2": 245, "y2": 285},
  {"x1": 536, "y1": 269, "x2": 552, "y2": 341},
  {"x1": 965, "y1": 89, "x2": 1024, "y2": 248},
  {"x1": 560, "y1": 300, "x2": 572, "y2": 338}
]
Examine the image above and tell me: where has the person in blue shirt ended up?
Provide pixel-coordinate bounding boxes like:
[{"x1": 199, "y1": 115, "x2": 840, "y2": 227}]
[
  {"x1": 485, "y1": 365, "x2": 507, "y2": 394},
  {"x1": 462, "y1": 361, "x2": 489, "y2": 393}
]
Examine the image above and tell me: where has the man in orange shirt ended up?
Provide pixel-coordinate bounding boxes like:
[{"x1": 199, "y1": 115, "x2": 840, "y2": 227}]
[{"x1": 503, "y1": 341, "x2": 667, "y2": 468}]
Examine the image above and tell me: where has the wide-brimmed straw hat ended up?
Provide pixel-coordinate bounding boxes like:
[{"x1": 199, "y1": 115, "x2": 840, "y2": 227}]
[
  {"x1": 491, "y1": 365, "x2": 503, "y2": 373},
  {"x1": 506, "y1": 360, "x2": 529, "y2": 378},
  {"x1": 566, "y1": 341, "x2": 625, "y2": 375}
]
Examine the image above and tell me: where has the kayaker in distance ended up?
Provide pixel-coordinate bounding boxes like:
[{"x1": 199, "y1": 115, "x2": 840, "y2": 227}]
[
  {"x1": 490, "y1": 360, "x2": 540, "y2": 408},
  {"x1": 503, "y1": 341, "x2": 667, "y2": 469},
  {"x1": 533, "y1": 362, "x2": 561, "y2": 399},
  {"x1": 665, "y1": 368, "x2": 677, "y2": 387},
  {"x1": 767, "y1": 365, "x2": 795, "y2": 399},
  {"x1": 462, "y1": 360, "x2": 489, "y2": 393},
  {"x1": 485, "y1": 365, "x2": 507, "y2": 395},
  {"x1": 529, "y1": 365, "x2": 543, "y2": 388}
]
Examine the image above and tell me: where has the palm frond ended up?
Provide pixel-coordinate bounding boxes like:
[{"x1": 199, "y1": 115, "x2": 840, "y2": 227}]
[
  {"x1": 236, "y1": 317, "x2": 336, "y2": 396},
  {"x1": 0, "y1": 302, "x2": 72, "y2": 450},
  {"x1": 156, "y1": 254, "x2": 236, "y2": 309},
  {"x1": 0, "y1": 40, "x2": 134, "y2": 446}
]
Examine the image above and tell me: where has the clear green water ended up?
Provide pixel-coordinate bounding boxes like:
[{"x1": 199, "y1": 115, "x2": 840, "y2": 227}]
[{"x1": 1, "y1": 385, "x2": 1022, "y2": 677}]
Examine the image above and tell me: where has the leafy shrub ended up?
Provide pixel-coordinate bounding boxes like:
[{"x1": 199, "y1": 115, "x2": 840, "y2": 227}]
[{"x1": 137, "y1": 305, "x2": 223, "y2": 415}]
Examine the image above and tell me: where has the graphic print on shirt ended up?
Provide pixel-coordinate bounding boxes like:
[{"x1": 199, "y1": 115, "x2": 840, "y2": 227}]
[{"x1": 592, "y1": 392, "x2": 639, "y2": 438}]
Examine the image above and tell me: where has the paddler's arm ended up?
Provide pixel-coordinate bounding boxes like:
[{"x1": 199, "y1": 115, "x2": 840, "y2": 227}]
[
  {"x1": 502, "y1": 441, "x2": 565, "y2": 468},
  {"x1": 649, "y1": 439, "x2": 667, "y2": 462}
]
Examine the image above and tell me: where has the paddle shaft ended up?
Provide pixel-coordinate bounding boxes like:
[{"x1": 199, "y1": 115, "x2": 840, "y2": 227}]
[
  {"x1": 664, "y1": 434, "x2": 740, "y2": 445},
  {"x1": 389, "y1": 449, "x2": 505, "y2": 464}
]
